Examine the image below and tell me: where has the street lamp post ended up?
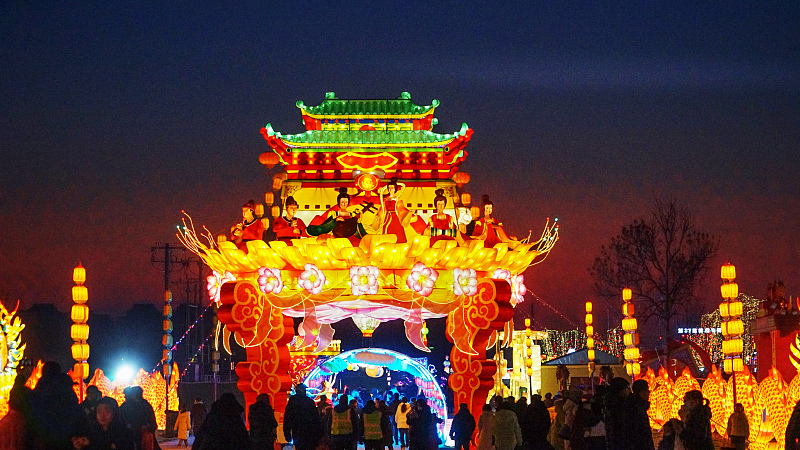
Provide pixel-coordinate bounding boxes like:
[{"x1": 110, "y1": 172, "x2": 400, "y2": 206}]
[{"x1": 720, "y1": 262, "x2": 743, "y2": 405}]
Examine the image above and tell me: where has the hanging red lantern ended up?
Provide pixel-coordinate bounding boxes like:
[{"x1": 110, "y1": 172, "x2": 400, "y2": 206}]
[
  {"x1": 259, "y1": 152, "x2": 280, "y2": 169},
  {"x1": 452, "y1": 171, "x2": 470, "y2": 187}
]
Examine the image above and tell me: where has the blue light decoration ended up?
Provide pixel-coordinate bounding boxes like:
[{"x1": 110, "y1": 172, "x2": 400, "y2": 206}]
[{"x1": 303, "y1": 348, "x2": 447, "y2": 441}]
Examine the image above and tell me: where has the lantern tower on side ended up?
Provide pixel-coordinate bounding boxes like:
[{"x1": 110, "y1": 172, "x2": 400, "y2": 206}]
[
  {"x1": 70, "y1": 263, "x2": 89, "y2": 400},
  {"x1": 621, "y1": 287, "x2": 640, "y2": 378}
]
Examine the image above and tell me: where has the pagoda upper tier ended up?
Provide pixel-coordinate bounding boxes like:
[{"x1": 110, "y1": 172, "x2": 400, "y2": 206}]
[{"x1": 260, "y1": 92, "x2": 472, "y2": 181}]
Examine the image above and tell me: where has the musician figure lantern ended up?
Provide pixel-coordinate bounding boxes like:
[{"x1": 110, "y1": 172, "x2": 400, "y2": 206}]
[{"x1": 178, "y1": 92, "x2": 558, "y2": 424}]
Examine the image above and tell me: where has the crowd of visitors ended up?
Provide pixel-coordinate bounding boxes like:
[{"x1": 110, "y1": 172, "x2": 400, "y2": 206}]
[{"x1": 0, "y1": 364, "x2": 750, "y2": 450}]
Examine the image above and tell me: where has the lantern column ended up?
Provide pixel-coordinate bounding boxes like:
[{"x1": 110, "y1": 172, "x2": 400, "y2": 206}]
[
  {"x1": 720, "y1": 262, "x2": 743, "y2": 404},
  {"x1": 524, "y1": 318, "x2": 533, "y2": 396},
  {"x1": 585, "y1": 301, "x2": 596, "y2": 387},
  {"x1": 71, "y1": 263, "x2": 89, "y2": 401},
  {"x1": 163, "y1": 290, "x2": 173, "y2": 411},
  {"x1": 621, "y1": 287, "x2": 641, "y2": 379}
]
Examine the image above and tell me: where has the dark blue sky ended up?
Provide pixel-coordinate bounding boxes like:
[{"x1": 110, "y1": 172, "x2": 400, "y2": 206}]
[{"x1": 1, "y1": 2, "x2": 798, "y2": 332}]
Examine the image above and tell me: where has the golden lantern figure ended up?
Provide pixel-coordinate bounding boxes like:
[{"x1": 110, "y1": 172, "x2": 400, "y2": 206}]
[
  {"x1": 71, "y1": 263, "x2": 89, "y2": 400},
  {"x1": 720, "y1": 261, "x2": 744, "y2": 400},
  {"x1": 622, "y1": 287, "x2": 641, "y2": 379}
]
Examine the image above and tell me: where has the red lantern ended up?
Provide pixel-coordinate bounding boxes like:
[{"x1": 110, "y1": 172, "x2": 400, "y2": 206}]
[
  {"x1": 259, "y1": 152, "x2": 280, "y2": 169},
  {"x1": 452, "y1": 171, "x2": 470, "y2": 187}
]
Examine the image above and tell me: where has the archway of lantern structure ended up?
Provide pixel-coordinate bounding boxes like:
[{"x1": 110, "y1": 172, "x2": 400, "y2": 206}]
[{"x1": 303, "y1": 347, "x2": 447, "y2": 440}]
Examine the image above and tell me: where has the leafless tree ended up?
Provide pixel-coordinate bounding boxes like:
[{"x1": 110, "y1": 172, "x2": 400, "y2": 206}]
[{"x1": 589, "y1": 199, "x2": 719, "y2": 356}]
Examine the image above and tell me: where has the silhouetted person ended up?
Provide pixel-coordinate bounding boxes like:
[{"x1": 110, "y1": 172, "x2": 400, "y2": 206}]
[
  {"x1": 119, "y1": 385, "x2": 158, "y2": 450},
  {"x1": 450, "y1": 403, "x2": 476, "y2": 450},
  {"x1": 0, "y1": 382, "x2": 32, "y2": 449},
  {"x1": 190, "y1": 397, "x2": 207, "y2": 436},
  {"x1": 604, "y1": 377, "x2": 635, "y2": 450},
  {"x1": 192, "y1": 393, "x2": 251, "y2": 450},
  {"x1": 631, "y1": 379, "x2": 655, "y2": 450},
  {"x1": 29, "y1": 361, "x2": 83, "y2": 450},
  {"x1": 522, "y1": 395, "x2": 553, "y2": 450},
  {"x1": 80, "y1": 386, "x2": 102, "y2": 419},
  {"x1": 249, "y1": 394, "x2": 278, "y2": 450},
  {"x1": 283, "y1": 384, "x2": 322, "y2": 450},
  {"x1": 678, "y1": 390, "x2": 713, "y2": 450}
]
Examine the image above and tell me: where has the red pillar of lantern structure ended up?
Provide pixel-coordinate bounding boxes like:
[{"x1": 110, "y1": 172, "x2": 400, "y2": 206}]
[
  {"x1": 621, "y1": 287, "x2": 641, "y2": 379},
  {"x1": 585, "y1": 301, "x2": 595, "y2": 377},
  {"x1": 524, "y1": 318, "x2": 533, "y2": 395},
  {"x1": 720, "y1": 261, "x2": 743, "y2": 404},
  {"x1": 71, "y1": 263, "x2": 89, "y2": 401}
]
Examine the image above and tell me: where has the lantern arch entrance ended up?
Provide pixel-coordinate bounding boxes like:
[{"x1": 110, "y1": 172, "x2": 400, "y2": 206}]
[{"x1": 303, "y1": 348, "x2": 446, "y2": 430}]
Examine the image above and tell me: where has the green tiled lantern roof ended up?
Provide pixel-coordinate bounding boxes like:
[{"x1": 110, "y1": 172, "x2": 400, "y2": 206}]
[
  {"x1": 264, "y1": 123, "x2": 470, "y2": 146},
  {"x1": 296, "y1": 92, "x2": 439, "y2": 116}
]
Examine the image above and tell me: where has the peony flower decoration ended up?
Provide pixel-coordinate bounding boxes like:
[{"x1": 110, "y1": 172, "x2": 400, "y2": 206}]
[
  {"x1": 206, "y1": 270, "x2": 236, "y2": 303},
  {"x1": 452, "y1": 268, "x2": 478, "y2": 296},
  {"x1": 298, "y1": 264, "x2": 326, "y2": 295},
  {"x1": 257, "y1": 267, "x2": 284, "y2": 295},
  {"x1": 350, "y1": 265, "x2": 380, "y2": 296},
  {"x1": 406, "y1": 262, "x2": 439, "y2": 297},
  {"x1": 511, "y1": 274, "x2": 527, "y2": 304},
  {"x1": 492, "y1": 268, "x2": 512, "y2": 283}
]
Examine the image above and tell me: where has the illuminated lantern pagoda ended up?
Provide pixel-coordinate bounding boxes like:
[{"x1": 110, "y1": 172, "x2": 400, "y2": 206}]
[{"x1": 179, "y1": 92, "x2": 559, "y2": 421}]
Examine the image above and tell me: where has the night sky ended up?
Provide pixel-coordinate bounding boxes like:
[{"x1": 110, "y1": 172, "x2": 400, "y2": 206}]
[{"x1": 1, "y1": 3, "x2": 798, "y2": 337}]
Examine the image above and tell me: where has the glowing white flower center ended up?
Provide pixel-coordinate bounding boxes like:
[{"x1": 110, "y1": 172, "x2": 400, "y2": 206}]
[
  {"x1": 418, "y1": 275, "x2": 426, "y2": 284},
  {"x1": 360, "y1": 275, "x2": 369, "y2": 285},
  {"x1": 309, "y1": 275, "x2": 316, "y2": 283}
]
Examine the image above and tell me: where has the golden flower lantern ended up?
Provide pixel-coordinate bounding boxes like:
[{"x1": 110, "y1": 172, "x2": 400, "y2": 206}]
[{"x1": 622, "y1": 287, "x2": 640, "y2": 378}]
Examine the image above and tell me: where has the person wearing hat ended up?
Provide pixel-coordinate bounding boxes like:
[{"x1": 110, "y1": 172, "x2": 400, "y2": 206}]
[
  {"x1": 240, "y1": 199, "x2": 264, "y2": 242},
  {"x1": 273, "y1": 196, "x2": 307, "y2": 242}
]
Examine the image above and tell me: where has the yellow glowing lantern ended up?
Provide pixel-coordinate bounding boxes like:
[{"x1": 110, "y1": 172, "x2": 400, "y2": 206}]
[
  {"x1": 255, "y1": 203, "x2": 265, "y2": 217},
  {"x1": 721, "y1": 261, "x2": 736, "y2": 280},
  {"x1": 355, "y1": 173, "x2": 380, "y2": 192},
  {"x1": 453, "y1": 171, "x2": 470, "y2": 187},
  {"x1": 623, "y1": 303, "x2": 634, "y2": 316},
  {"x1": 70, "y1": 323, "x2": 90, "y2": 341},
  {"x1": 525, "y1": 328, "x2": 532, "y2": 337},
  {"x1": 585, "y1": 313, "x2": 593, "y2": 325},
  {"x1": 588, "y1": 349, "x2": 596, "y2": 360},
  {"x1": 272, "y1": 172, "x2": 287, "y2": 190},
  {"x1": 163, "y1": 319, "x2": 173, "y2": 333},
  {"x1": 723, "y1": 339, "x2": 744, "y2": 355},
  {"x1": 470, "y1": 206, "x2": 481, "y2": 219},
  {"x1": 585, "y1": 301, "x2": 593, "y2": 313},
  {"x1": 71, "y1": 304, "x2": 89, "y2": 323},
  {"x1": 728, "y1": 301, "x2": 743, "y2": 317},
  {"x1": 622, "y1": 287, "x2": 632, "y2": 301},
  {"x1": 461, "y1": 192, "x2": 471, "y2": 206},
  {"x1": 526, "y1": 368, "x2": 533, "y2": 377},
  {"x1": 71, "y1": 342, "x2": 90, "y2": 361},
  {"x1": 721, "y1": 282, "x2": 739, "y2": 300},
  {"x1": 524, "y1": 318, "x2": 531, "y2": 328},
  {"x1": 587, "y1": 337, "x2": 595, "y2": 348},
  {"x1": 526, "y1": 359, "x2": 533, "y2": 368},
  {"x1": 271, "y1": 205, "x2": 281, "y2": 219},
  {"x1": 526, "y1": 347, "x2": 533, "y2": 358},
  {"x1": 625, "y1": 347, "x2": 640, "y2": 361},
  {"x1": 73, "y1": 263, "x2": 86, "y2": 285},
  {"x1": 71, "y1": 285, "x2": 88, "y2": 304},
  {"x1": 623, "y1": 333, "x2": 639, "y2": 346},
  {"x1": 719, "y1": 302, "x2": 730, "y2": 318},
  {"x1": 73, "y1": 362, "x2": 89, "y2": 377},
  {"x1": 264, "y1": 191, "x2": 275, "y2": 206},
  {"x1": 622, "y1": 318, "x2": 638, "y2": 331},
  {"x1": 586, "y1": 325, "x2": 594, "y2": 336}
]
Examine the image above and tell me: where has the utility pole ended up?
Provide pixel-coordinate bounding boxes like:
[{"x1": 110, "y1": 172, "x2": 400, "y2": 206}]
[{"x1": 151, "y1": 243, "x2": 185, "y2": 412}]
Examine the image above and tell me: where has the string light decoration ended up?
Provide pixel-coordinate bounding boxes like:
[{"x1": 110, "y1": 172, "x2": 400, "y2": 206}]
[
  {"x1": 585, "y1": 301, "x2": 595, "y2": 375},
  {"x1": 70, "y1": 263, "x2": 89, "y2": 400},
  {"x1": 720, "y1": 262, "x2": 744, "y2": 375},
  {"x1": 622, "y1": 287, "x2": 641, "y2": 378}
]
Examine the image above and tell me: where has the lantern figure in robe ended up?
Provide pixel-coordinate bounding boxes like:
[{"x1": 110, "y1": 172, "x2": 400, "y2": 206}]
[{"x1": 71, "y1": 263, "x2": 89, "y2": 400}]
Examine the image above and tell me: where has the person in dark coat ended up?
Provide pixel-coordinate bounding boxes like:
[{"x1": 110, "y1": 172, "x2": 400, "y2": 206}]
[
  {"x1": 378, "y1": 401, "x2": 394, "y2": 450},
  {"x1": 522, "y1": 395, "x2": 553, "y2": 450},
  {"x1": 80, "y1": 386, "x2": 103, "y2": 420},
  {"x1": 190, "y1": 397, "x2": 207, "y2": 437},
  {"x1": 119, "y1": 385, "x2": 159, "y2": 450},
  {"x1": 283, "y1": 384, "x2": 322, "y2": 450},
  {"x1": 249, "y1": 394, "x2": 278, "y2": 450},
  {"x1": 678, "y1": 390, "x2": 714, "y2": 450},
  {"x1": 406, "y1": 401, "x2": 434, "y2": 450},
  {"x1": 192, "y1": 393, "x2": 252, "y2": 450},
  {"x1": 631, "y1": 380, "x2": 655, "y2": 450},
  {"x1": 604, "y1": 377, "x2": 636, "y2": 450},
  {"x1": 449, "y1": 403, "x2": 476, "y2": 450},
  {"x1": 28, "y1": 361, "x2": 83, "y2": 450},
  {"x1": 72, "y1": 396, "x2": 136, "y2": 450}
]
